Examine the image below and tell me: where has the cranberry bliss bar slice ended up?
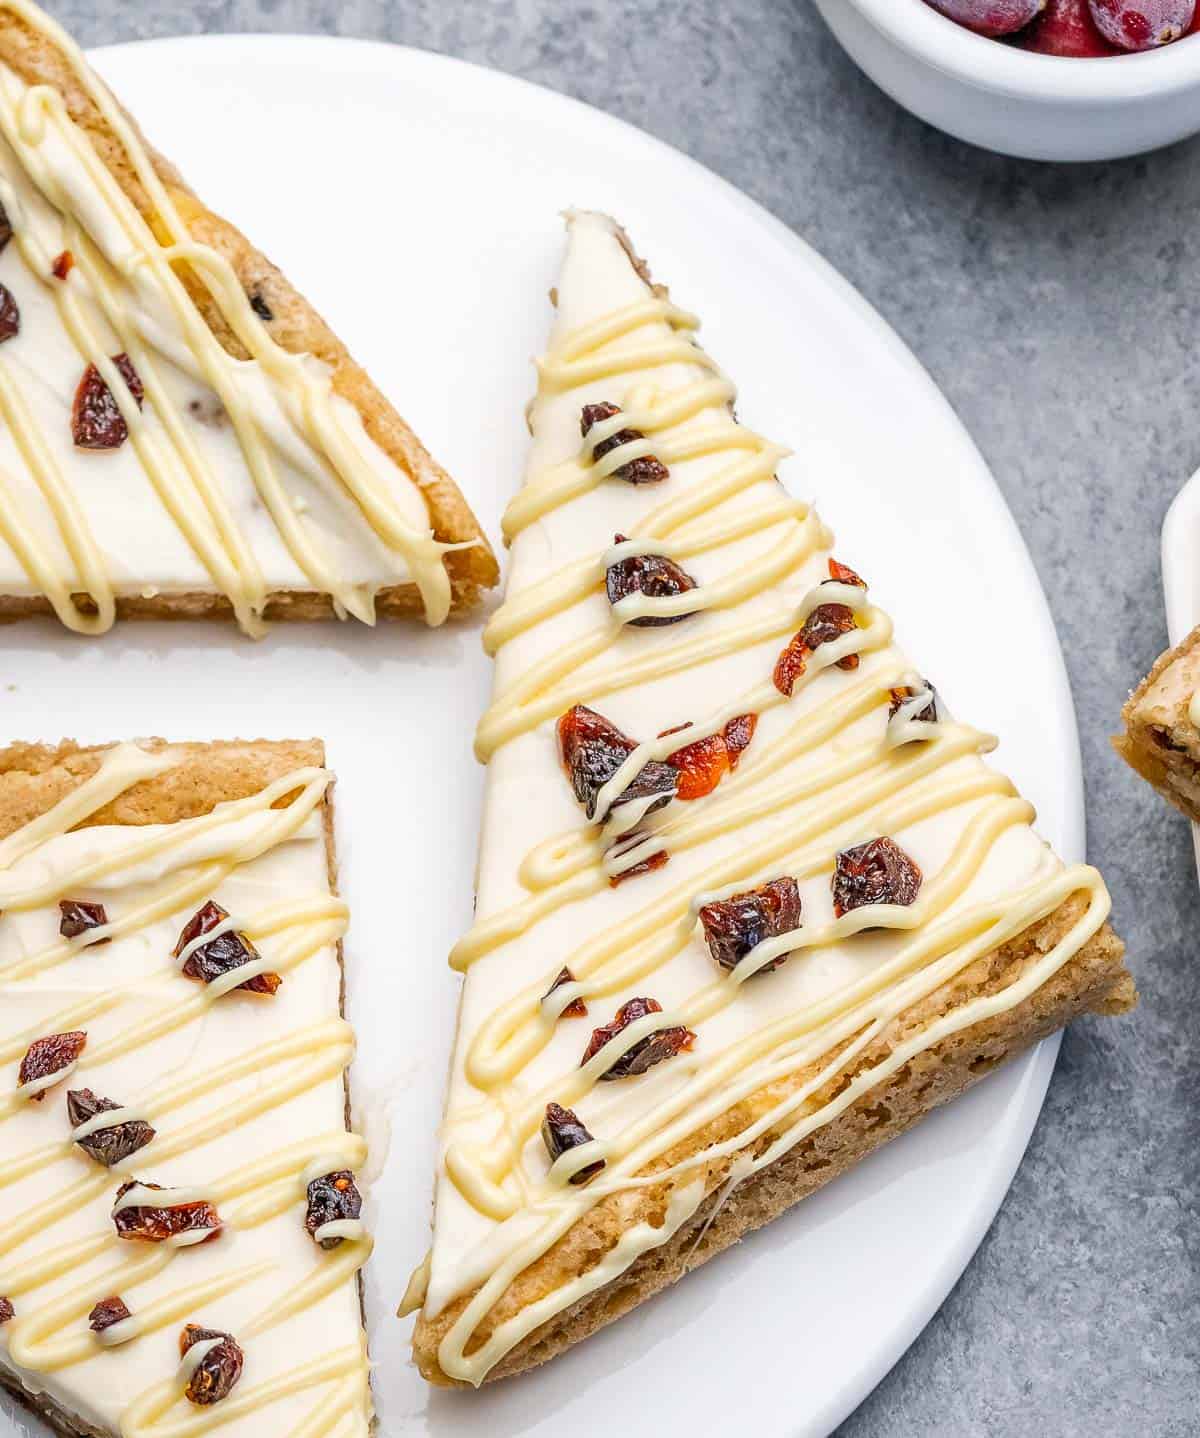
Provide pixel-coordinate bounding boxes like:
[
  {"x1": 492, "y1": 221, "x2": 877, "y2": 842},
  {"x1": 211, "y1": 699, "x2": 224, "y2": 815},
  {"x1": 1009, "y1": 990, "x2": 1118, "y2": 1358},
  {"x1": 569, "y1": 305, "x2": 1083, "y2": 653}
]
[
  {"x1": 1115, "y1": 627, "x2": 1200, "y2": 820},
  {"x1": 0, "y1": 1, "x2": 496, "y2": 634},
  {"x1": 0, "y1": 740, "x2": 372, "y2": 1436},
  {"x1": 407, "y1": 211, "x2": 1134, "y2": 1386}
]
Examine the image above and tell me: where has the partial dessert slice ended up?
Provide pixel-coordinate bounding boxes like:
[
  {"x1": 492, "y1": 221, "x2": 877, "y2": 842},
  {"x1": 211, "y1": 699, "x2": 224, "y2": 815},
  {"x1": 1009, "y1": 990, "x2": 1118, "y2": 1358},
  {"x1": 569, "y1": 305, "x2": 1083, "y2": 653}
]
[
  {"x1": 1115, "y1": 625, "x2": 1200, "y2": 819},
  {"x1": 0, "y1": 1, "x2": 497, "y2": 634},
  {"x1": 408, "y1": 211, "x2": 1135, "y2": 1386},
  {"x1": 0, "y1": 739, "x2": 372, "y2": 1437}
]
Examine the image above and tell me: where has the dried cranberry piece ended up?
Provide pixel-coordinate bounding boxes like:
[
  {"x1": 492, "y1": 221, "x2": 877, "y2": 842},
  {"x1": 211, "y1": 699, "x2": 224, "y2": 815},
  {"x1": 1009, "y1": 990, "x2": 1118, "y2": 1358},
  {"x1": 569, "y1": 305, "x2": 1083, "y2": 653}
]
[
  {"x1": 541, "y1": 1102, "x2": 605, "y2": 1184},
  {"x1": 173, "y1": 901, "x2": 280, "y2": 995},
  {"x1": 0, "y1": 201, "x2": 12, "y2": 254},
  {"x1": 699, "y1": 877, "x2": 802, "y2": 973},
  {"x1": 112, "y1": 1181, "x2": 221, "y2": 1245},
  {"x1": 832, "y1": 837, "x2": 922, "y2": 919},
  {"x1": 0, "y1": 284, "x2": 19, "y2": 344},
  {"x1": 609, "y1": 847, "x2": 669, "y2": 887},
  {"x1": 888, "y1": 683, "x2": 939, "y2": 726},
  {"x1": 18, "y1": 1030, "x2": 86, "y2": 1102},
  {"x1": 249, "y1": 291, "x2": 273, "y2": 321},
  {"x1": 304, "y1": 1170, "x2": 363, "y2": 1250},
  {"x1": 68, "y1": 1088, "x2": 155, "y2": 1167},
  {"x1": 88, "y1": 1296, "x2": 131, "y2": 1334},
  {"x1": 543, "y1": 966, "x2": 587, "y2": 1018},
  {"x1": 774, "y1": 604, "x2": 861, "y2": 697},
  {"x1": 581, "y1": 997, "x2": 695, "y2": 1080},
  {"x1": 0, "y1": 1298, "x2": 13, "y2": 1324},
  {"x1": 556, "y1": 705, "x2": 677, "y2": 821},
  {"x1": 581, "y1": 401, "x2": 669, "y2": 484},
  {"x1": 180, "y1": 1325, "x2": 243, "y2": 1406},
  {"x1": 826, "y1": 558, "x2": 867, "y2": 589},
  {"x1": 59, "y1": 899, "x2": 110, "y2": 946},
  {"x1": 605, "y1": 534, "x2": 697, "y2": 626},
  {"x1": 51, "y1": 249, "x2": 73, "y2": 280},
  {"x1": 663, "y1": 714, "x2": 757, "y2": 801},
  {"x1": 71, "y1": 353, "x2": 144, "y2": 450}
]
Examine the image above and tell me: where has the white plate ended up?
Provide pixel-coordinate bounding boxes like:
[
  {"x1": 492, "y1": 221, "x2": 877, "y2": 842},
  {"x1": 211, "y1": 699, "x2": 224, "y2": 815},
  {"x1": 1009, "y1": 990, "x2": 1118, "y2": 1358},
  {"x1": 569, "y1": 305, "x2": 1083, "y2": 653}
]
[
  {"x1": 1159, "y1": 465, "x2": 1200, "y2": 875},
  {"x1": 0, "y1": 35, "x2": 1081, "y2": 1438}
]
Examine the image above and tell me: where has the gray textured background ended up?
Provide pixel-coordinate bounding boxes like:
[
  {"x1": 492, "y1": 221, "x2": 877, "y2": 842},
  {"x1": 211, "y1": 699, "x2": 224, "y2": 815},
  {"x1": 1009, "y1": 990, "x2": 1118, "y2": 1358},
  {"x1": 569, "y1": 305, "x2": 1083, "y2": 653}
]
[{"x1": 53, "y1": 0, "x2": 1196, "y2": 1433}]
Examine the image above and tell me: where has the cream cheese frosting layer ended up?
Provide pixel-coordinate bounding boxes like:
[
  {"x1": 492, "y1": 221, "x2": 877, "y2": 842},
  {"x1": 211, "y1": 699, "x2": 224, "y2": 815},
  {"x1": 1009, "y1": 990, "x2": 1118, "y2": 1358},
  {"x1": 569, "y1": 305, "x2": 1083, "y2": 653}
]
[
  {"x1": 0, "y1": 0, "x2": 458, "y2": 633},
  {"x1": 416, "y1": 211, "x2": 1111, "y2": 1383},
  {"x1": 0, "y1": 742, "x2": 372, "y2": 1437}
]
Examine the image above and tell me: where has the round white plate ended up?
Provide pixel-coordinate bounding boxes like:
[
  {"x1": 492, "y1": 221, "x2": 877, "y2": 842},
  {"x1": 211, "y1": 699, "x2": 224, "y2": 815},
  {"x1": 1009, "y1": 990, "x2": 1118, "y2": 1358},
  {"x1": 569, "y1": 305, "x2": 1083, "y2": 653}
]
[
  {"x1": 1159, "y1": 466, "x2": 1200, "y2": 876},
  {"x1": 0, "y1": 35, "x2": 1080, "y2": 1438}
]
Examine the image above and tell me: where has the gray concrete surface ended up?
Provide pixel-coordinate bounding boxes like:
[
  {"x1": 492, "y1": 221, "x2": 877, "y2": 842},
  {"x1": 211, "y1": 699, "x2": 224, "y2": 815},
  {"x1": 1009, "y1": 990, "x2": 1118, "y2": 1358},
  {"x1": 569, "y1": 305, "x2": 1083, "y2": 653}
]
[{"x1": 50, "y1": 0, "x2": 1196, "y2": 1432}]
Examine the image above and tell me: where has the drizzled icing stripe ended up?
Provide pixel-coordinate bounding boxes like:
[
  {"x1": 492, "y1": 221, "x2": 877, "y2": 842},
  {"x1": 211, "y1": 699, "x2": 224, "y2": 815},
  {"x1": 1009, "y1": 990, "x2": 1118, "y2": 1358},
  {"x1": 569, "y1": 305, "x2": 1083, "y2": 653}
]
[
  {"x1": 423, "y1": 212, "x2": 1115, "y2": 1385},
  {"x1": 0, "y1": 0, "x2": 463, "y2": 631},
  {"x1": 0, "y1": 740, "x2": 372, "y2": 1436}
]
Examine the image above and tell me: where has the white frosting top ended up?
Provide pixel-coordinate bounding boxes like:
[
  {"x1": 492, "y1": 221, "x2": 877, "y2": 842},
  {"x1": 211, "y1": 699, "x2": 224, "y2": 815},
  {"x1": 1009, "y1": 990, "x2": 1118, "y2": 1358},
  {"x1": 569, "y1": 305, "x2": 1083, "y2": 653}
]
[
  {"x1": 417, "y1": 211, "x2": 1111, "y2": 1384},
  {"x1": 0, "y1": 742, "x2": 372, "y2": 1436},
  {"x1": 0, "y1": 0, "x2": 459, "y2": 633}
]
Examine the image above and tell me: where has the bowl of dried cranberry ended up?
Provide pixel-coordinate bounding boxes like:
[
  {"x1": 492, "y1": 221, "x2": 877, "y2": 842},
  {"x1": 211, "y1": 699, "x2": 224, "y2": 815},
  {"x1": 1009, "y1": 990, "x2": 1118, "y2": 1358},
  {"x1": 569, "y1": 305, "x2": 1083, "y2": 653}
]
[{"x1": 814, "y1": 0, "x2": 1200, "y2": 161}]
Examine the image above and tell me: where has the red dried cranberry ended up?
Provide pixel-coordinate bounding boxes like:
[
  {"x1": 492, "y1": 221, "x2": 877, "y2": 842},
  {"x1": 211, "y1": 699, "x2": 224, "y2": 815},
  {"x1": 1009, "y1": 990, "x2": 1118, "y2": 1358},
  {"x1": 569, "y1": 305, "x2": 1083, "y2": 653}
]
[
  {"x1": 826, "y1": 558, "x2": 866, "y2": 589},
  {"x1": 0, "y1": 284, "x2": 19, "y2": 343},
  {"x1": 180, "y1": 1325, "x2": 243, "y2": 1405},
  {"x1": 774, "y1": 604, "x2": 861, "y2": 697},
  {"x1": 71, "y1": 353, "x2": 144, "y2": 450},
  {"x1": 68, "y1": 1089, "x2": 155, "y2": 1166},
  {"x1": 581, "y1": 997, "x2": 695, "y2": 1080},
  {"x1": 88, "y1": 1296, "x2": 131, "y2": 1333},
  {"x1": 699, "y1": 877, "x2": 802, "y2": 973},
  {"x1": 609, "y1": 847, "x2": 669, "y2": 886},
  {"x1": 304, "y1": 1170, "x2": 363, "y2": 1250},
  {"x1": 0, "y1": 1298, "x2": 12, "y2": 1324},
  {"x1": 581, "y1": 402, "x2": 669, "y2": 484},
  {"x1": 543, "y1": 966, "x2": 587, "y2": 1018},
  {"x1": 605, "y1": 534, "x2": 697, "y2": 626},
  {"x1": 832, "y1": 837, "x2": 922, "y2": 919},
  {"x1": 888, "y1": 683, "x2": 939, "y2": 725},
  {"x1": 112, "y1": 1181, "x2": 221, "y2": 1245},
  {"x1": 51, "y1": 249, "x2": 73, "y2": 280},
  {"x1": 18, "y1": 1030, "x2": 86, "y2": 1101},
  {"x1": 173, "y1": 901, "x2": 280, "y2": 995},
  {"x1": 0, "y1": 201, "x2": 12, "y2": 254},
  {"x1": 59, "y1": 898, "x2": 110, "y2": 946},
  {"x1": 663, "y1": 714, "x2": 757, "y2": 801},
  {"x1": 556, "y1": 705, "x2": 677, "y2": 820},
  {"x1": 541, "y1": 1102, "x2": 605, "y2": 1184}
]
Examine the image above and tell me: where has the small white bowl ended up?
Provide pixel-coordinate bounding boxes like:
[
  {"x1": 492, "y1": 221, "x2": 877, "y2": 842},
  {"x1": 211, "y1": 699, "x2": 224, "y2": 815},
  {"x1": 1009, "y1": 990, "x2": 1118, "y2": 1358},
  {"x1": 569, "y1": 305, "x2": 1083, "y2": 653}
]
[{"x1": 814, "y1": 0, "x2": 1200, "y2": 161}]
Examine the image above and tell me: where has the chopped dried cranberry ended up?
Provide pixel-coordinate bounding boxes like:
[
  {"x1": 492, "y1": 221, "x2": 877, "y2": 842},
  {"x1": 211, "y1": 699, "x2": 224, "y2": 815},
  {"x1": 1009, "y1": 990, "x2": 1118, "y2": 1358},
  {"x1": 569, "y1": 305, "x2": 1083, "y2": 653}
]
[
  {"x1": 699, "y1": 877, "x2": 802, "y2": 973},
  {"x1": 605, "y1": 534, "x2": 697, "y2": 626},
  {"x1": 580, "y1": 401, "x2": 669, "y2": 484},
  {"x1": 112, "y1": 1181, "x2": 221, "y2": 1245},
  {"x1": 541, "y1": 1102, "x2": 605, "y2": 1184},
  {"x1": 826, "y1": 557, "x2": 866, "y2": 589},
  {"x1": 173, "y1": 901, "x2": 280, "y2": 995},
  {"x1": 543, "y1": 966, "x2": 587, "y2": 1018},
  {"x1": 773, "y1": 603, "x2": 861, "y2": 697},
  {"x1": 0, "y1": 201, "x2": 12, "y2": 254},
  {"x1": 68, "y1": 1088, "x2": 155, "y2": 1167},
  {"x1": 0, "y1": 1298, "x2": 12, "y2": 1324},
  {"x1": 609, "y1": 847, "x2": 669, "y2": 887},
  {"x1": 832, "y1": 837, "x2": 922, "y2": 919},
  {"x1": 249, "y1": 291, "x2": 273, "y2": 321},
  {"x1": 18, "y1": 1030, "x2": 86, "y2": 1101},
  {"x1": 180, "y1": 1325, "x2": 243, "y2": 1406},
  {"x1": 59, "y1": 899, "x2": 110, "y2": 946},
  {"x1": 581, "y1": 997, "x2": 695, "y2": 1080},
  {"x1": 664, "y1": 714, "x2": 757, "y2": 801},
  {"x1": 557, "y1": 705, "x2": 677, "y2": 820},
  {"x1": 0, "y1": 284, "x2": 19, "y2": 344},
  {"x1": 88, "y1": 1296, "x2": 131, "y2": 1334},
  {"x1": 888, "y1": 683, "x2": 939, "y2": 726},
  {"x1": 51, "y1": 249, "x2": 73, "y2": 280},
  {"x1": 72, "y1": 353, "x2": 144, "y2": 450},
  {"x1": 304, "y1": 1170, "x2": 363, "y2": 1250}
]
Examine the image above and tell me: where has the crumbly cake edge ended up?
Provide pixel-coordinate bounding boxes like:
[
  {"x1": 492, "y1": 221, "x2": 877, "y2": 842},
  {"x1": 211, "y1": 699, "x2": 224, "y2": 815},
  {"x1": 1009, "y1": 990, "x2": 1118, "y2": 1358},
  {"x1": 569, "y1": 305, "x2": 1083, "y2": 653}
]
[
  {"x1": 1114, "y1": 622, "x2": 1200, "y2": 822},
  {"x1": 413, "y1": 898, "x2": 1133, "y2": 1386},
  {"x1": 0, "y1": 735, "x2": 369, "y2": 1437},
  {"x1": 0, "y1": 9, "x2": 500, "y2": 617}
]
